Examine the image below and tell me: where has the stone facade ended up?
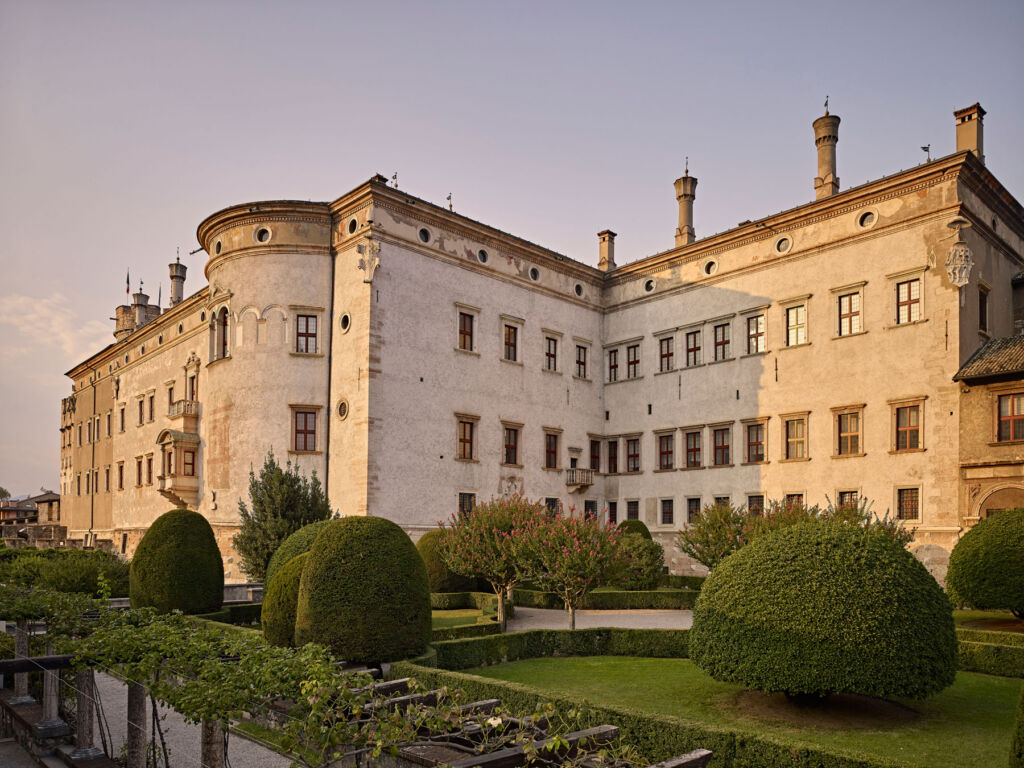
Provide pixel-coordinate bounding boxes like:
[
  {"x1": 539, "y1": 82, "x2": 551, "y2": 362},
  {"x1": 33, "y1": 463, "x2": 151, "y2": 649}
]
[{"x1": 60, "y1": 103, "x2": 1023, "y2": 581}]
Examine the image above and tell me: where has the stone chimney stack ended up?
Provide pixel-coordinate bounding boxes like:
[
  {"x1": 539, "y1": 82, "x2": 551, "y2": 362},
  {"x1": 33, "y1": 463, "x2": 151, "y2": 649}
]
[
  {"x1": 132, "y1": 290, "x2": 150, "y2": 329},
  {"x1": 813, "y1": 110, "x2": 841, "y2": 199},
  {"x1": 954, "y1": 103, "x2": 985, "y2": 165},
  {"x1": 598, "y1": 230, "x2": 617, "y2": 272},
  {"x1": 113, "y1": 305, "x2": 134, "y2": 341},
  {"x1": 673, "y1": 169, "x2": 698, "y2": 246},
  {"x1": 169, "y1": 257, "x2": 187, "y2": 307}
]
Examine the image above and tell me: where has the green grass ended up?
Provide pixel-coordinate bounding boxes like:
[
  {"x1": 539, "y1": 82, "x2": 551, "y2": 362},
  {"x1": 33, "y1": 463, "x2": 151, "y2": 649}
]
[
  {"x1": 432, "y1": 608, "x2": 486, "y2": 629},
  {"x1": 464, "y1": 656, "x2": 1022, "y2": 768}
]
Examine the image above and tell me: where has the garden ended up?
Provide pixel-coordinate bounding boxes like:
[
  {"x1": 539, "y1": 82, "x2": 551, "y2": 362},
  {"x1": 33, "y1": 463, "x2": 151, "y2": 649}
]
[{"x1": 2, "y1": 455, "x2": 1023, "y2": 768}]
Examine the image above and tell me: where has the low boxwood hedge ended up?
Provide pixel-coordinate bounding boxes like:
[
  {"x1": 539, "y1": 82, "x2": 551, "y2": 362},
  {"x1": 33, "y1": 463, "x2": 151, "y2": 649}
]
[
  {"x1": 430, "y1": 591, "x2": 503, "y2": 613},
  {"x1": 956, "y1": 627, "x2": 1024, "y2": 648},
  {"x1": 431, "y1": 621, "x2": 501, "y2": 643},
  {"x1": 513, "y1": 588, "x2": 697, "y2": 610},
  {"x1": 662, "y1": 574, "x2": 706, "y2": 591},
  {"x1": 958, "y1": 641, "x2": 1024, "y2": 678},
  {"x1": 195, "y1": 603, "x2": 263, "y2": 626}
]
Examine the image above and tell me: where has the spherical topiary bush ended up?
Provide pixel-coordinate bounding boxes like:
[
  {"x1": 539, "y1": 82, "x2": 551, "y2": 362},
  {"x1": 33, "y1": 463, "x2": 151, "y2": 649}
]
[
  {"x1": 946, "y1": 509, "x2": 1024, "y2": 618},
  {"x1": 615, "y1": 534, "x2": 664, "y2": 590},
  {"x1": 265, "y1": 519, "x2": 333, "y2": 587},
  {"x1": 129, "y1": 509, "x2": 224, "y2": 614},
  {"x1": 416, "y1": 529, "x2": 474, "y2": 593},
  {"x1": 294, "y1": 517, "x2": 431, "y2": 663},
  {"x1": 261, "y1": 552, "x2": 307, "y2": 647},
  {"x1": 617, "y1": 519, "x2": 652, "y2": 540},
  {"x1": 689, "y1": 521, "x2": 956, "y2": 699}
]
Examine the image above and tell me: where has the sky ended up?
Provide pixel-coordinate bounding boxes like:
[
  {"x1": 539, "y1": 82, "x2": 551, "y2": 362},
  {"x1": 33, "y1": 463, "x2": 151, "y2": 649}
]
[{"x1": 1, "y1": 0, "x2": 1022, "y2": 495}]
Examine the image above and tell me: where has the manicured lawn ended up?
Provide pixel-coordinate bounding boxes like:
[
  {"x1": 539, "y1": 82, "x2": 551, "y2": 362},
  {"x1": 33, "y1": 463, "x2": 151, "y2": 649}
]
[
  {"x1": 955, "y1": 608, "x2": 1024, "y2": 633},
  {"x1": 464, "y1": 656, "x2": 1021, "y2": 768},
  {"x1": 432, "y1": 609, "x2": 487, "y2": 629}
]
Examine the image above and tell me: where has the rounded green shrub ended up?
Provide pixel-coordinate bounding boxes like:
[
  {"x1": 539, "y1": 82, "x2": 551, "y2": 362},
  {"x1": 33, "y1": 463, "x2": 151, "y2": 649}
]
[
  {"x1": 946, "y1": 509, "x2": 1024, "y2": 618},
  {"x1": 129, "y1": 509, "x2": 224, "y2": 614},
  {"x1": 294, "y1": 517, "x2": 430, "y2": 663},
  {"x1": 617, "y1": 519, "x2": 652, "y2": 540},
  {"x1": 614, "y1": 534, "x2": 664, "y2": 590},
  {"x1": 689, "y1": 521, "x2": 956, "y2": 699},
  {"x1": 261, "y1": 552, "x2": 307, "y2": 647},
  {"x1": 416, "y1": 529, "x2": 474, "y2": 593},
  {"x1": 265, "y1": 519, "x2": 333, "y2": 587},
  {"x1": 38, "y1": 550, "x2": 130, "y2": 597}
]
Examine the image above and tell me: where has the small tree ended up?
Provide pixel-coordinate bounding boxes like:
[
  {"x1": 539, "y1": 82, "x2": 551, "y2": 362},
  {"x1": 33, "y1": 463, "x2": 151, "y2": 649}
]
[
  {"x1": 676, "y1": 501, "x2": 746, "y2": 571},
  {"x1": 438, "y1": 495, "x2": 543, "y2": 631},
  {"x1": 518, "y1": 506, "x2": 622, "y2": 629},
  {"x1": 233, "y1": 450, "x2": 332, "y2": 581},
  {"x1": 0, "y1": 486, "x2": 10, "y2": 500}
]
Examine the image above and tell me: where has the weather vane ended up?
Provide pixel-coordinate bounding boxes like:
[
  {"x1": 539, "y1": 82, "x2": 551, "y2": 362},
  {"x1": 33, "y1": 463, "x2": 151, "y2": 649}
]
[
  {"x1": 920, "y1": 144, "x2": 931, "y2": 162},
  {"x1": 685, "y1": 156, "x2": 689, "y2": 175},
  {"x1": 824, "y1": 95, "x2": 829, "y2": 114},
  {"x1": 391, "y1": 172, "x2": 398, "y2": 189},
  {"x1": 447, "y1": 193, "x2": 453, "y2": 212}
]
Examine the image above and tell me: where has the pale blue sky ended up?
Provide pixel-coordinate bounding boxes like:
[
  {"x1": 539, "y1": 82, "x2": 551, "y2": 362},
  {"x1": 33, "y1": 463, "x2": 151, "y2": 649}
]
[{"x1": 1, "y1": 0, "x2": 1022, "y2": 493}]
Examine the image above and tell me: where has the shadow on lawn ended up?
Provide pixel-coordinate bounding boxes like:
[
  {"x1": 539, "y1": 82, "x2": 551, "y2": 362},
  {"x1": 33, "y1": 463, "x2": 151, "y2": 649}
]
[{"x1": 729, "y1": 690, "x2": 920, "y2": 730}]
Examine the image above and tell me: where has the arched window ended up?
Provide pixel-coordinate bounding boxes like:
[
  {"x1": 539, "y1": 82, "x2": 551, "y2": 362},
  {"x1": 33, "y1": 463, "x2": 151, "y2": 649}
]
[{"x1": 218, "y1": 308, "x2": 229, "y2": 359}]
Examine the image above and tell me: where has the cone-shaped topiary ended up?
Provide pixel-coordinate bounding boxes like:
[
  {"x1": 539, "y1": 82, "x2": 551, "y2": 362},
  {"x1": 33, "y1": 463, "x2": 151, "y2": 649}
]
[
  {"x1": 265, "y1": 519, "x2": 333, "y2": 587},
  {"x1": 946, "y1": 509, "x2": 1024, "y2": 618},
  {"x1": 690, "y1": 521, "x2": 956, "y2": 699},
  {"x1": 261, "y1": 552, "x2": 307, "y2": 647},
  {"x1": 617, "y1": 519, "x2": 652, "y2": 540},
  {"x1": 294, "y1": 517, "x2": 430, "y2": 663},
  {"x1": 129, "y1": 509, "x2": 224, "y2": 614},
  {"x1": 416, "y1": 529, "x2": 475, "y2": 593}
]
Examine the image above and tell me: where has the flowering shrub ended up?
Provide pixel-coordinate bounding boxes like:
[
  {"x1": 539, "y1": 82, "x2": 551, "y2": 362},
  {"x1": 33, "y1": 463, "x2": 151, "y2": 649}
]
[
  {"x1": 675, "y1": 502, "x2": 746, "y2": 571},
  {"x1": 612, "y1": 533, "x2": 664, "y2": 591}
]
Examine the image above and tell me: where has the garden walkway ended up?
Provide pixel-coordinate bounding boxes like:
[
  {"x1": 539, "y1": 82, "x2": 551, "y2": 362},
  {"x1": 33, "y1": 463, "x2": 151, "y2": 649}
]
[
  {"x1": 507, "y1": 607, "x2": 693, "y2": 631},
  {"x1": 0, "y1": 738, "x2": 37, "y2": 768}
]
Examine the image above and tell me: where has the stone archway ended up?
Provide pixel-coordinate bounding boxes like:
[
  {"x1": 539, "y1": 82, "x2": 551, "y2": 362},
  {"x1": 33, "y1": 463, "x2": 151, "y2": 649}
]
[{"x1": 978, "y1": 485, "x2": 1024, "y2": 519}]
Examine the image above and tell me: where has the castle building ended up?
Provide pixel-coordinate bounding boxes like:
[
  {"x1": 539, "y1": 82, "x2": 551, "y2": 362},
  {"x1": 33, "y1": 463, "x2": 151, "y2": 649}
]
[{"x1": 60, "y1": 103, "x2": 1024, "y2": 581}]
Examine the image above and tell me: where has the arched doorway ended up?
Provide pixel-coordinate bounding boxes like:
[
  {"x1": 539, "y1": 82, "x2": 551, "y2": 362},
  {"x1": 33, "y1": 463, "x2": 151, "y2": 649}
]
[{"x1": 978, "y1": 486, "x2": 1024, "y2": 519}]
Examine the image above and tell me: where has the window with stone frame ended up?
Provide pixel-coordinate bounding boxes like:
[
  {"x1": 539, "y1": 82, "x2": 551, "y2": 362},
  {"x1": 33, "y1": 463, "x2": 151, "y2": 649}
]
[
  {"x1": 626, "y1": 344, "x2": 640, "y2": 378},
  {"x1": 544, "y1": 336, "x2": 558, "y2": 371},
  {"x1": 183, "y1": 450, "x2": 195, "y2": 477},
  {"x1": 606, "y1": 439, "x2": 618, "y2": 473},
  {"x1": 575, "y1": 344, "x2": 588, "y2": 378},
  {"x1": 896, "y1": 487, "x2": 920, "y2": 520},
  {"x1": 896, "y1": 279, "x2": 921, "y2": 324},
  {"x1": 504, "y1": 324, "x2": 518, "y2": 361},
  {"x1": 457, "y1": 419, "x2": 475, "y2": 460},
  {"x1": 458, "y1": 312, "x2": 474, "y2": 351},
  {"x1": 589, "y1": 439, "x2": 601, "y2": 471},
  {"x1": 747, "y1": 494, "x2": 765, "y2": 515},
  {"x1": 745, "y1": 422, "x2": 766, "y2": 463},
  {"x1": 294, "y1": 410, "x2": 318, "y2": 452},
  {"x1": 502, "y1": 425, "x2": 520, "y2": 466},
  {"x1": 783, "y1": 415, "x2": 807, "y2": 459},
  {"x1": 117, "y1": 462, "x2": 124, "y2": 491},
  {"x1": 607, "y1": 501, "x2": 618, "y2": 524},
  {"x1": 458, "y1": 492, "x2": 476, "y2": 517},
  {"x1": 713, "y1": 323, "x2": 731, "y2": 361},
  {"x1": 659, "y1": 336, "x2": 674, "y2": 372},
  {"x1": 686, "y1": 497, "x2": 701, "y2": 524},
  {"x1": 837, "y1": 292, "x2": 862, "y2": 336},
  {"x1": 660, "y1": 498, "x2": 674, "y2": 525},
  {"x1": 607, "y1": 348, "x2": 619, "y2": 382},
  {"x1": 626, "y1": 499, "x2": 639, "y2": 520},
  {"x1": 998, "y1": 394, "x2": 1024, "y2": 442},
  {"x1": 785, "y1": 493, "x2": 804, "y2": 508},
  {"x1": 658, "y1": 433, "x2": 674, "y2": 470},
  {"x1": 712, "y1": 427, "x2": 731, "y2": 466},
  {"x1": 626, "y1": 437, "x2": 641, "y2": 472},
  {"x1": 544, "y1": 431, "x2": 560, "y2": 469},
  {"x1": 296, "y1": 314, "x2": 318, "y2": 354},
  {"x1": 685, "y1": 330, "x2": 702, "y2": 366},
  {"x1": 685, "y1": 430, "x2": 702, "y2": 468},
  {"x1": 746, "y1": 314, "x2": 765, "y2": 354},
  {"x1": 837, "y1": 489, "x2": 858, "y2": 507},
  {"x1": 834, "y1": 406, "x2": 864, "y2": 456},
  {"x1": 895, "y1": 404, "x2": 921, "y2": 451},
  {"x1": 786, "y1": 304, "x2": 807, "y2": 346}
]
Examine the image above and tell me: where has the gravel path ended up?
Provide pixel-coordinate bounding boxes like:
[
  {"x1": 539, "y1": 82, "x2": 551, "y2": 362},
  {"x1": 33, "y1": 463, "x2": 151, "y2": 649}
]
[
  {"x1": 91, "y1": 672, "x2": 290, "y2": 768},
  {"x1": 0, "y1": 738, "x2": 37, "y2": 768},
  {"x1": 507, "y1": 606, "x2": 693, "y2": 631}
]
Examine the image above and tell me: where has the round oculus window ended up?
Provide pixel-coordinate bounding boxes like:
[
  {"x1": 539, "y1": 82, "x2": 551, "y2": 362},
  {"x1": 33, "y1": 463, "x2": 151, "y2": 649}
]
[
  {"x1": 337, "y1": 400, "x2": 349, "y2": 420},
  {"x1": 178, "y1": 323, "x2": 183, "y2": 334},
  {"x1": 255, "y1": 227, "x2": 271, "y2": 243},
  {"x1": 348, "y1": 218, "x2": 358, "y2": 235},
  {"x1": 574, "y1": 283, "x2": 583, "y2": 297},
  {"x1": 644, "y1": 279, "x2": 656, "y2": 292},
  {"x1": 858, "y1": 211, "x2": 876, "y2": 228},
  {"x1": 340, "y1": 313, "x2": 352, "y2": 333},
  {"x1": 775, "y1": 237, "x2": 791, "y2": 254},
  {"x1": 477, "y1": 249, "x2": 488, "y2": 264},
  {"x1": 529, "y1": 267, "x2": 540, "y2": 281},
  {"x1": 418, "y1": 228, "x2": 431, "y2": 243},
  {"x1": 703, "y1": 260, "x2": 718, "y2": 276},
  {"x1": 214, "y1": 240, "x2": 222, "y2": 255}
]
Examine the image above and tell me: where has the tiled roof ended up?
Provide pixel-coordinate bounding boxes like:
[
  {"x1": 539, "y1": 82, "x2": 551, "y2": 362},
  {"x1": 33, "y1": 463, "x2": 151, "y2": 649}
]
[{"x1": 954, "y1": 335, "x2": 1024, "y2": 381}]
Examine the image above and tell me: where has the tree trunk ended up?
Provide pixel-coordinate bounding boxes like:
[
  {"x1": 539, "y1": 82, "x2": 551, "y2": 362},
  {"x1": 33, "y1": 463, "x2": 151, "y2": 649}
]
[
  {"x1": 201, "y1": 720, "x2": 227, "y2": 768},
  {"x1": 125, "y1": 682, "x2": 147, "y2": 768},
  {"x1": 568, "y1": 605, "x2": 576, "y2": 631},
  {"x1": 497, "y1": 592, "x2": 507, "y2": 633},
  {"x1": 12, "y1": 619, "x2": 31, "y2": 702}
]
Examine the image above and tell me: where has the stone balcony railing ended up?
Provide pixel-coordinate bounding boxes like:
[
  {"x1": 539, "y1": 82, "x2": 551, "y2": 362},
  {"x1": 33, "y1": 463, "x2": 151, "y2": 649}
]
[
  {"x1": 168, "y1": 399, "x2": 199, "y2": 418},
  {"x1": 565, "y1": 467, "x2": 594, "y2": 488}
]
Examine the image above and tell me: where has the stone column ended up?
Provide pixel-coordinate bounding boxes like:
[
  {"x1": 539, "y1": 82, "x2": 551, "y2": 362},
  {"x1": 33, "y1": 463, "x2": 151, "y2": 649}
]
[
  {"x1": 70, "y1": 669, "x2": 105, "y2": 760},
  {"x1": 34, "y1": 645, "x2": 70, "y2": 738},
  {"x1": 10, "y1": 619, "x2": 34, "y2": 705},
  {"x1": 125, "y1": 682, "x2": 147, "y2": 768}
]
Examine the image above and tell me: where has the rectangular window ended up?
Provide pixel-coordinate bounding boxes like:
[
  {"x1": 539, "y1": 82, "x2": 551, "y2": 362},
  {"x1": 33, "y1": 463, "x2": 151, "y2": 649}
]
[
  {"x1": 458, "y1": 492, "x2": 476, "y2": 517},
  {"x1": 146, "y1": 456, "x2": 153, "y2": 485},
  {"x1": 659, "y1": 337, "x2": 674, "y2": 372},
  {"x1": 183, "y1": 450, "x2": 195, "y2": 477},
  {"x1": 607, "y1": 501, "x2": 618, "y2": 524},
  {"x1": 785, "y1": 418, "x2": 806, "y2": 459},
  {"x1": 687, "y1": 497, "x2": 701, "y2": 524},
  {"x1": 105, "y1": 413, "x2": 111, "y2": 437},
  {"x1": 747, "y1": 494, "x2": 765, "y2": 515},
  {"x1": 785, "y1": 493, "x2": 804, "y2": 508},
  {"x1": 295, "y1": 410, "x2": 317, "y2": 452},
  {"x1": 897, "y1": 487, "x2": 920, "y2": 520},
  {"x1": 164, "y1": 449, "x2": 174, "y2": 476},
  {"x1": 607, "y1": 349, "x2": 618, "y2": 382},
  {"x1": 137, "y1": 400, "x2": 144, "y2": 426},
  {"x1": 85, "y1": 472, "x2": 90, "y2": 494},
  {"x1": 658, "y1": 433, "x2": 674, "y2": 470},
  {"x1": 457, "y1": 420, "x2": 475, "y2": 460},
  {"x1": 575, "y1": 345, "x2": 587, "y2": 378},
  {"x1": 584, "y1": 500, "x2": 598, "y2": 519},
  {"x1": 589, "y1": 439, "x2": 601, "y2": 471},
  {"x1": 168, "y1": 386, "x2": 175, "y2": 409},
  {"x1": 296, "y1": 314, "x2": 317, "y2": 353},
  {"x1": 685, "y1": 431, "x2": 702, "y2": 468},
  {"x1": 117, "y1": 463, "x2": 124, "y2": 491},
  {"x1": 746, "y1": 314, "x2": 765, "y2": 354},
  {"x1": 503, "y1": 426, "x2": 519, "y2": 465},
  {"x1": 458, "y1": 312, "x2": 474, "y2": 351},
  {"x1": 544, "y1": 498, "x2": 560, "y2": 515},
  {"x1": 714, "y1": 496, "x2": 731, "y2": 507},
  {"x1": 104, "y1": 467, "x2": 110, "y2": 492},
  {"x1": 87, "y1": 422, "x2": 92, "y2": 443},
  {"x1": 896, "y1": 279, "x2": 921, "y2": 324},
  {"x1": 713, "y1": 323, "x2": 730, "y2": 361},
  {"x1": 626, "y1": 500, "x2": 639, "y2": 521},
  {"x1": 998, "y1": 394, "x2": 1024, "y2": 441},
  {"x1": 837, "y1": 490, "x2": 858, "y2": 507},
  {"x1": 504, "y1": 325, "x2": 518, "y2": 362},
  {"x1": 713, "y1": 427, "x2": 730, "y2": 466},
  {"x1": 121, "y1": 534, "x2": 128, "y2": 555},
  {"x1": 120, "y1": 407, "x2": 125, "y2": 432},
  {"x1": 746, "y1": 423, "x2": 765, "y2": 463},
  {"x1": 786, "y1": 305, "x2": 806, "y2": 346},
  {"x1": 148, "y1": 395, "x2": 154, "y2": 422},
  {"x1": 660, "y1": 498, "x2": 674, "y2": 526},
  {"x1": 76, "y1": 475, "x2": 81, "y2": 495},
  {"x1": 685, "y1": 330, "x2": 702, "y2": 366},
  {"x1": 545, "y1": 432, "x2": 559, "y2": 469},
  {"x1": 896, "y1": 405, "x2": 920, "y2": 450},
  {"x1": 77, "y1": 424, "x2": 82, "y2": 445},
  {"x1": 626, "y1": 438, "x2": 640, "y2": 473},
  {"x1": 136, "y1": 458, "x2": 142, "y2": 486},
  {"x1": 838, "y1": 411, "x2": 861, "y2": 455},
  {"x1": 627, "y1": 344, "x2": 640, "y2": 378},
  {"x1": 606, "y1": 440, "x2": 618, "y2": 473},
  {"x1": 838, "y1": 292, "x2": 861, "y2": 336},
  {"x1": 545, "y1": 337, "x2": 558, "y2": 371},
  {"x1": 979, "y1": 287, "x2": 989, "y2": 333},
  {"x1": 187, "y1": 374, "x2": 197, "y2": 401}
]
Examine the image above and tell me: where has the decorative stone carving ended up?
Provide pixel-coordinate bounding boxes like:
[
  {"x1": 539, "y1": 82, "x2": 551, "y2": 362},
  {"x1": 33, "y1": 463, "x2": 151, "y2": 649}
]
[
  {"x1": 499, "y1": 476, "x2": 522, "y2": 497},
  {"x1": 969, "y1": 483, "x2": 981, "y2": 501},
  {"x1": 944, "y1": 218, "x2": 974, "y2": 306},
  {"x1": 357, "y1": 240, "x2": 381, "y2": 284}
]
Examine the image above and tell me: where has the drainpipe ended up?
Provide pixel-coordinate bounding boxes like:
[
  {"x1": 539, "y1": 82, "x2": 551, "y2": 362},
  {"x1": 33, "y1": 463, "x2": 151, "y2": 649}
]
[
  {"x1": 85, "y1": 362, "x2": 98, "y2": 543},
  {"x1": 324, "y1": 246, "x2": 336, "y2": 504}
]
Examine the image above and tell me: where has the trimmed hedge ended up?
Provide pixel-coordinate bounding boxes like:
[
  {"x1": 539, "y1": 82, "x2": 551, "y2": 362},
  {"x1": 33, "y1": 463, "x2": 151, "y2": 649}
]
[
  {"x1": 265, "y1": 519, "x2": 333, "y2": 587},
  {"x1": 294, "y1": 517, "x2": 430, "y2": 663},
  {"x1": 1011, "y1": 682, "x2": 1024, "y2": 768},
  {"x1": 196, "y1": 603, "x2": 262, "y2": 626},
  {"x1": 662, "y1": 574, "x2": 706, "y2": 591},
  {"x1": 957, "y1": 627, "x2": 1024, "y2": 648},
  {"x1": 613, "y1": 534, "x2": 664, "y2": 590},
  {"x1": 946, "y1": 510, "x2": 1024, "y2": 618},
  {"x1": 417, "y1": 529, "x2": 475, "y2": 593},
  {"x1": 617, "y1": 519, "x2": 652, "y2": 539},
  {"x1": 262, "y1": 553, "x2": 307, "y2": 647},
  {"x1": 958, "y1": 641, "x2": 1024, "y2": 678},
  {"x1": 690, "y1": 522, "x2": 957, "y2": 699},
  {"x1": 513, "y1": 587, "x2": 697, "y2": 610},
  {"x1": 431, "y1": 621, "x2": 501, "y2": 643},
  {"x1": 430, "y1": 591, "x2": 503, "y2": 613},
  {"x1": 129, "y1": 509, "x2": 224, "y2": 614}
]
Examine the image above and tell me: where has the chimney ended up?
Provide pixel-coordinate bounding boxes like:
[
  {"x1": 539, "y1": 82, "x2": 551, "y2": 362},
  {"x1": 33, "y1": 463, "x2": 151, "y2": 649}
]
[
  {"x1": 169, "y1": 257, "x2": 187, "y2": 306},
  {"x1": 673, "y1": 168, "x2": 698, "y2": 246},
  {"x1": 954, "y1": 103, "x2": 985, "y2": 165},
  {"x1": 132, "y1": 290, "x2": 150, "y2": 329},
  {"x1": 813, "y1": 110, "x2": 841, "y2": 199},
  {"x1": 598, "y1": 230, "x2": 617, "y2": 271},
  {"x1": 113, "y1": 305, "x2": 134, "y2": 341}
]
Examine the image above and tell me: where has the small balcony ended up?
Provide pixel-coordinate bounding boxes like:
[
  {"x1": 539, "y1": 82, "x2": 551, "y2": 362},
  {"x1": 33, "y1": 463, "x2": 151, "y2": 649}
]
[
  {"x1": 565, "y1": 467, "x2": 594, "y2": 490},
  {"x1": 157, "y1": 473, "x2": 199, "y2": 508},
  {"x1": 168, "y1": 399, "x2": 199, "y2": 432}
]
